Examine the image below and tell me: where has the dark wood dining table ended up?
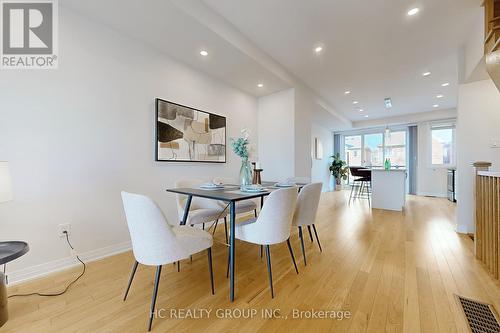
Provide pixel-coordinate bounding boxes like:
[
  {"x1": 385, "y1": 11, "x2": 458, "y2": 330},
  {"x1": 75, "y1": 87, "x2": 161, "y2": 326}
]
[{"x1": 166, "y1": 181, "x2": 306, "y2": 302}]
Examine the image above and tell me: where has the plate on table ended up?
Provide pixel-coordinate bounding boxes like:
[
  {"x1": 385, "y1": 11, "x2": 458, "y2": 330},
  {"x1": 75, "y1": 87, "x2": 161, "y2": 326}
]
[
  {"x1": 274, "y1": 182, "x2": 296, "y2": 188},
  {"x1": 241, "y1": 185, "x2": 267, "y2": 193},
  {"x1": 200, "y1": 183, "x2": 224, "y2": 190}
]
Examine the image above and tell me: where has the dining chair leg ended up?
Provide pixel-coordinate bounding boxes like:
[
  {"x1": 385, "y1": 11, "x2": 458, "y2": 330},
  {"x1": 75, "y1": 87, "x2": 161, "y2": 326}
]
[
  {"x1": 202, "y1": 223, "x2": 205, "y2": 230},
  {"x1": 123, "y1": 260, "x2": 138, "y2": 301},
  {"x1": 349, "y1": 182, "x2": 355, "y2": 203},
  {"x1": 148, "y1": 265, "x2": 162, "y2": 332},
  {"x1": 298, "y1": 226, "x2": 307, "y2": 266},
  {"x1": 286, "y1": 239, "x2": 299, "y2": 274},
  {"x1": 224, "y1": 217, "x2": 228, "y2": 244},
  {"x1": 254, "y1": 209, "x2": 258, "y2": 218},
  {"x1": 260, "y1": 245, "x2": 263, "y2": 259},
  {"x1": 213, "y1": 219, "x2": 219, "y2": 235},
  {"x1": 207, "y1": 248, "x2": 215, "y2": 295},
  {"x1": 307, "y1": 225, "x2": 314, "y2": 243},
  {"x1": 264, "y1": 245, "x2": 274, "y2": 298},
  {"x1": 312, "y1": 224, "x2": 323, "y2": 252},
  {"x1": 177, "y1": 261, "x2": 180, "y2": 272}
]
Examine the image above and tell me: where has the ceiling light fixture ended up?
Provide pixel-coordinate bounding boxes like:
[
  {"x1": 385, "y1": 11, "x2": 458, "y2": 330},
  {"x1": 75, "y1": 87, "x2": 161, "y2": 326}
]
[
  {"x1": 407, "y1": 8, "x2": 420, "y2": 16},
  {"x1": 344, "y1": 90, "x2": 351, "y2": 95},
  {"x1": 358, "y1": 108, "x2": 364, "y2": 112},
  {"x1": 433, "y1": 104, "x2": 439, "y2": 108},
  {"x1": 353, "y1": 101, "x2": 359, "y2": 105},
  {"x1": 384, "y1": 98, "x2": 393, "y2": 109},
  {"x1": 441, "y1": 82, "x2": 450, "y2": 87},
  {"x1": 364, "y1": 115, "x2": 369, "y2": 118},
  {"x1": 314, "y1": 46, "x2": 323, "y2": 53},
  {"x1": 436, "y1": 94, "x2": 444, "y2": 98},
  {"x1": 200, "y1": 50, "x2": 208, "y2": 56},
  {"x1": 422, "y1": 71, "x2": 431, "y2": 77},
  {"x1": 257, "y1": 83, "x2": 264, "y2": 88}
]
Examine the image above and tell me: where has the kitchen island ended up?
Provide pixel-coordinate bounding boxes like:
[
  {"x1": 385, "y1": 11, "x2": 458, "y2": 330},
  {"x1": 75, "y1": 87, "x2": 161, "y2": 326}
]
[{"x1": 371, "y1": 169, "x2": 407, "y2": 211}]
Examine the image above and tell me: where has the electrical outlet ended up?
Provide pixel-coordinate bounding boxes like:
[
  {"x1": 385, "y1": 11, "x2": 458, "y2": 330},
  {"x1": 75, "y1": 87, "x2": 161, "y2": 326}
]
[{"x1": 58, "y1": 223, "x2": 71, "y2": 237}]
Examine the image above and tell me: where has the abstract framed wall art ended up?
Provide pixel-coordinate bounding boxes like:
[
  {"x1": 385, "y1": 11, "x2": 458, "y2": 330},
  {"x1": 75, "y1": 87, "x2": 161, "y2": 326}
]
[{"x1": 155, "y1": 99, "x2": 226, "y2": 163}]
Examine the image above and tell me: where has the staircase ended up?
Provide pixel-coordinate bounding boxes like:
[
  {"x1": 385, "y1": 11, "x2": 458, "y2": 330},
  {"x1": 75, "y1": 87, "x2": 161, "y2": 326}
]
[{"x1": 484, "y1": 0, "x2": 500, "y2": 89}]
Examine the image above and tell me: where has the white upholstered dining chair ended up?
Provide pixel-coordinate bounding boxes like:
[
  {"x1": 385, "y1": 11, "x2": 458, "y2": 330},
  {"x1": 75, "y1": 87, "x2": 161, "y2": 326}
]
[
  {"x1": 233, "y1": 187, "x2": 299, "y2": 298},
  {"x1": 175, "y1": 179, "x2": 228, "y2": 230},
  {"x1": 121, "y1": 191, "x2": 214, "y2": 331},
  {"x1": 212, "y1": 177, "x2": 258, "y2": 242},
  {"x1": 292, "y1": 182, "x2": 323, "y2": 266}
]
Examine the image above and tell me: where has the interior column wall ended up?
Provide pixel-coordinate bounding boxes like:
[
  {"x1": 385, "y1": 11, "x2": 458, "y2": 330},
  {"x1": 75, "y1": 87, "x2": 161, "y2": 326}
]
[{"x1": 456, "y1": 79, "x2": 500, "y2": 233}]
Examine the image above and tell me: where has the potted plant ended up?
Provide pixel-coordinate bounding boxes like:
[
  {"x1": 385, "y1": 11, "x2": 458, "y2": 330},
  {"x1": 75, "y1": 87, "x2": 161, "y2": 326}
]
[{"x1": 329, "y1": 153, "x2": 348, "y2": 189}]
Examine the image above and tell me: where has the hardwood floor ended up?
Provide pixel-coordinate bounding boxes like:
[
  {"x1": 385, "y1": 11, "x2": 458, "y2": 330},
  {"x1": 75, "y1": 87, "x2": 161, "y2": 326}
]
[{"x1": 4, "y1": 191, "x2": 500, "y2": 332}]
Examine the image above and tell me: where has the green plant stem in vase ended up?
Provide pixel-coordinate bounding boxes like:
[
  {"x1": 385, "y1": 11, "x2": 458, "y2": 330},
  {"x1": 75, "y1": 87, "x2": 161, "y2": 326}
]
[{"x1": 239, "y1": 158, "x2": 252, "y2": 187}]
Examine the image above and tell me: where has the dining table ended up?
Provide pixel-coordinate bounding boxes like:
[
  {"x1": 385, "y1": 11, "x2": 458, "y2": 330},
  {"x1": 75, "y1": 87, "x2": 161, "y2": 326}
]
[{"x1": 166, "y1": 181, "x2": 306, "y2": 302}]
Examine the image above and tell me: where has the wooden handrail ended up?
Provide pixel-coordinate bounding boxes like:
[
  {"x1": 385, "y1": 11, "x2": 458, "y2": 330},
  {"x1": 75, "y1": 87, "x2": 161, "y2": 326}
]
[{"x1": 474, "y1": 162, "x2": 500, "y2": 279}]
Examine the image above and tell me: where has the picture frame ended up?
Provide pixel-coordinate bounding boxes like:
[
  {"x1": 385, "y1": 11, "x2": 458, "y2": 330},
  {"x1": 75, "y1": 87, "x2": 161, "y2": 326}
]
[{"x1": 155, "y1": 98, "x2": 226, "y2": 163}]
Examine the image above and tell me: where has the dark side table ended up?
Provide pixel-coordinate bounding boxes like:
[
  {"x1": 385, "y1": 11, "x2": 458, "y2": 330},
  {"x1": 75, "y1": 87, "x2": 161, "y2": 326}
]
[{"x1": 0, "y1": 241, "x2": 29, "y2": 327}]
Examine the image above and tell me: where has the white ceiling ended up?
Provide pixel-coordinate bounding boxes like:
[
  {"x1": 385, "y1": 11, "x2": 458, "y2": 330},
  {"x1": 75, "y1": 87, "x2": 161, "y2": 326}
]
[
  {"x1": 61, "y1": 0, "x2": 480, "y2": 127},
  {"x1": 60, "y1": 0, "x2": 291, "y2": 97},
  {"x1": 204, "y1": 0, "x2": 479, "y2": 121}
]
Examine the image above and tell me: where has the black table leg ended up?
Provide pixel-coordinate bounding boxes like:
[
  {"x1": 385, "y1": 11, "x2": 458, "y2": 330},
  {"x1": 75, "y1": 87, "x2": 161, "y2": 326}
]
[
  {"x1": 180, "y1": 195, "x2": 193, "y2": 226},
  {"x1": 260, "y1": 196, "x2": 264, "y2": 209},
  {"x1": 229, "y1": 201, "x2": 236, "y2": 302}
]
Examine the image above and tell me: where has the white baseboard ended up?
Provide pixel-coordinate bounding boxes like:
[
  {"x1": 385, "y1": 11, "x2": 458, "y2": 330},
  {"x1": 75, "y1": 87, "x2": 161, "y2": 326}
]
[
  {"x1": 7, "y1": 241, "x2": 132, "y2": 285},
  {"x1": 416, "y1": 192, "x2": 447, "y2": 198}
]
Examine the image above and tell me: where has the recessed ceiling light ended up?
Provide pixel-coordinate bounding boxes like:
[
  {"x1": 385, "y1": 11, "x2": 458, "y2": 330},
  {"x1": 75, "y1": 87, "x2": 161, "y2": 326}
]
[
  {"x1": 344, "y1": 90, "x2": 351, "y2": 95},
  {"x1": 407, "y1": 8, "x2": 420, "y2": 16},
  {"x1": 364, "y1": 115, "x2": 369, "y2": 118},
  {"x1": 436, "y1": 94, "x2": 444, "y2": 98},
  {"x1": 441, "y1": 82, "x2": 450, "y2": 87},
  {"x1": 433, "y1": 104, "x2": 439, "y2": 108},
  {"x1": 422, "y1": 71, "x2": 431, "y2": 77},
  {"x1": 358, "y1": 108, "x2": 364, "y2": 112},
  {"x1": 314, "y1": 46, "x2": 323, "y2": 53},
  {"x1": 200, "y1": 50, "x2": 208, "y2": 56},
  {"x1": 257, "y1": 83, "x2": 264, "y2": 88},
  {"x1": 353, "y1": 101, "x2": 359, "y2": 105}
]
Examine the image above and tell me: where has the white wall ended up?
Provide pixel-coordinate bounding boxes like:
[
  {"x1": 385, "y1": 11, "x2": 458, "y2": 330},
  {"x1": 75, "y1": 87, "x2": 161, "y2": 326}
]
[
  {"x1": 0, "y1": 8, "x2": 258, "y2": 281},
  {"x1": 257, "y1": 89, "x2": 295, "y2": 181},
  {"x1": 294, "y1": 88, "x2": 313, "y2": 179},
  {"x1": 416, "y1": 122, "x2": 450, "y2": 197},
  {"x1": 456, "y1": 79, "x2": 500, "y2": 233},
  {"x1": 311, "y1": 123, "x2": 333, "y2": 191},
  {"x1": 257, "y1": 87, "x2": 316, "y2": 182}
]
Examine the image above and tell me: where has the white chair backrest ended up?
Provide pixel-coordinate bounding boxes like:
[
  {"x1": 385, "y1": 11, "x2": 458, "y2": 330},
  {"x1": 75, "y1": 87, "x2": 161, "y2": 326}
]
[
  {"x1": 121, "y1": 192, "x2": 188, "y2": 265},
  {"x1": 212, "y1": 177, "x2": 237, "y2": 185},
  {"x1": 286, "y1": 177, "x2": 311, "y2": 184},
  {"x1": 292, "y1": 183, "x2": 322, "y2": 226},
  {"x1": 254, "y1": 187, "x2": 298, "y2": 244},
  {"x1": 175, "y1": 179, "x2": 221, "y2": 219}
]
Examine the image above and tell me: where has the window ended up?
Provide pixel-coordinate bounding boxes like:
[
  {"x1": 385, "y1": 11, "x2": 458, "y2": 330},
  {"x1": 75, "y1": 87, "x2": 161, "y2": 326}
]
[
  {"x1": 364, "y1": 133, "x2": 384, "y2": 167},
  {"x1": 385, "y1": 131, "x2": 407, "y2": 167},
  {"x1": 431, "y1": 125, "x2": 454, "y2": 165},
  {"x1": 345, "y1": 135, "x2": 362, "y2": 166}
]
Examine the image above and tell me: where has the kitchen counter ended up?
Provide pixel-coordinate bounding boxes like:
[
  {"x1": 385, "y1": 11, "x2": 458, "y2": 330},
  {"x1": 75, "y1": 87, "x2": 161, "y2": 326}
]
[{"x1": 371, "y1": 169, "x2": 407, "y2": 211}]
